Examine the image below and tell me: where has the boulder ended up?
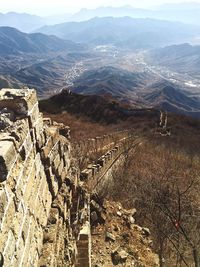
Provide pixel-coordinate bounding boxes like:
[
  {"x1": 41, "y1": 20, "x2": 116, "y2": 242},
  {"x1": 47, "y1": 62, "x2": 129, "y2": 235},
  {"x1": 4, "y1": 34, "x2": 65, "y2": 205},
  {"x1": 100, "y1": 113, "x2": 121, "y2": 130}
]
[
  {"x1": 129, "y1": 216, "x2": 135, "y2": 224},
  {"x1": 142, "y1": 227, "x2": 151, "y2": 237},
  {"x1": 91, "y1": 211, "x2": 98, "y2": 223},
  {"x1": 117, "y1": 211, "x2": 122, "y2": 217},
  {"x1": 105, "y1": 232, "x2": 116, "y2": 242},
  {"x1": 111, "y1": 248, "x2": 128, "y2": 265}
]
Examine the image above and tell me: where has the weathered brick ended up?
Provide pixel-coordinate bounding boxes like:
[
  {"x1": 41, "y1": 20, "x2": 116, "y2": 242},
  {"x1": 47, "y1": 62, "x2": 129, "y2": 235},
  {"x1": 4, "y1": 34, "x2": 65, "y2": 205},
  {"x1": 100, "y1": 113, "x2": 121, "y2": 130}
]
[
  {"x1": 0, "y1": 89, "x2": 80, "y2": 267},
  {"x1": 0, "y1": 140, "x2": 17, "y2": 182},
  {"x1": 1, "y1": 196, "x2": 16, "y2": 234},
  {"x1": 11, "y1": 201, "x2": 25, "y2": 239},
  {"x1": 0, "y1": 188, "x2": 8, "y2": 223},
  {"x1": 0, "y1": 89, "x2": 37, "y2": 116},
  {"x1": 3, "y1": 230, "x2": 16, "y2": 265}
]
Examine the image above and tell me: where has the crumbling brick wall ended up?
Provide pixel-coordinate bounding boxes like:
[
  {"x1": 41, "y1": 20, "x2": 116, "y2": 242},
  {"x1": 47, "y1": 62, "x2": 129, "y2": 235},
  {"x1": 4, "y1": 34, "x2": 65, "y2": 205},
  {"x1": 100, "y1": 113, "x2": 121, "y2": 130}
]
[
  {"x1": 0, "y1": 89, "x2": 88, "y2": 267},
  {"x1": 0, "y1": 88, "x2": 135, "y2": 267}
]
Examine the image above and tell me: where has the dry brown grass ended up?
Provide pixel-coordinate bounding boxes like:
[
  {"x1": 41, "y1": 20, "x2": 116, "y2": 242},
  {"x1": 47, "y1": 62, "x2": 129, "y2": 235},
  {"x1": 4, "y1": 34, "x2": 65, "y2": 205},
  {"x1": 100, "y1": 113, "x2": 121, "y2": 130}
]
[
  {"x1": 42, "y1": 109, "x2": 160, "y2": 143},
  {"x1": 43, "y1": 111, "x2": 124, "y2": 141},
  {"x1": 107, "y1": 140, "x2": 200, "y2": 267}
]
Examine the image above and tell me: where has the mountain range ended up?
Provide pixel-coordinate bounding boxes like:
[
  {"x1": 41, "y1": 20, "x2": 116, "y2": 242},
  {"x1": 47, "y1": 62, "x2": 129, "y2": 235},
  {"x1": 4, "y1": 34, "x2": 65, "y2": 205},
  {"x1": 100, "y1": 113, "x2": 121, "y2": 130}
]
[
  {"x1": 143, "y1": 83, "x2": 200, "y2": 117},
  {"x1": 0, "y1": 26, "x2": 88, "y2": 96},
  {"x1": 67, "y1": 3, "x2": 200, "y2": 25},
  {"x1": 0, "y1": 26, "x2": 84, "y2": 55},
  {"x1": 2, "y1": 2, "x2": 200, "y2": 33},
  {"x1": 69, "y1": 66, "x2": 200, "y2": 117},
  {"x1": 71, "y1": 66, "x2": 149, "y2": 101},
  {"x1": 147, "y1": 43, "x2": 200, "y2": 77},
  {"x1": 36, "y1": 17, "x2": 200, "y2": 48},
  {"x1": 0, "y1": 18, "x2": 200, "y2": 118}
]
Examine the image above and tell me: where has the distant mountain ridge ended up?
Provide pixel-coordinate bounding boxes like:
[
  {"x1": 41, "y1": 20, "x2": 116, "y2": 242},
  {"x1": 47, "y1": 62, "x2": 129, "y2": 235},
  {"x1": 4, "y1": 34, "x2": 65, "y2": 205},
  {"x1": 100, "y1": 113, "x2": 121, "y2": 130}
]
[
  {"x1": 65, "y1": 3, "x2": 200, "y2": 25},
  {"x1": 70, "y1": 6, "x2": 150, "y2": 21},
  {"x1": 36, "y1": 17, "x2": 200, "y2": 48},
  {"x1": 72, "y1": 66, "x2": 148, "y2": 100},
  {"x1": 2, "y1": 2, "x2": 200, "y2": 34},
  {"x1": 0, "y1": 12, "x2": 45, "y2": 32},
  {"x1": 144, "y1": 84, "x2": 200, "y2": 114},
  {"x1": 0, "y1": 26, "x2": 83, "y2": 55}
]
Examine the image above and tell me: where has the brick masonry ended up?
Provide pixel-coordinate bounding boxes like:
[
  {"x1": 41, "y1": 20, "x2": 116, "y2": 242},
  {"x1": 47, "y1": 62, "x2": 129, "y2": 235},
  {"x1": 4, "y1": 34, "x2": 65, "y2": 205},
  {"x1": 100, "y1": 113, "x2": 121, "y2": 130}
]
[
  {"x1": 0, "y1": 89, "x2": 135, "y2": 267},
  {"x1": 0, "y1": 89, "x2": 89, "y2": 267}
]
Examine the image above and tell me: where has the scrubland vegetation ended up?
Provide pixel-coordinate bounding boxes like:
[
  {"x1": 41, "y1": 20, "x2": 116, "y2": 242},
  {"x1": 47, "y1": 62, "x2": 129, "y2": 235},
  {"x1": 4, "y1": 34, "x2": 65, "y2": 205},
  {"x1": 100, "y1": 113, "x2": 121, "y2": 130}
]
[{"x1": 109, "y1": 140, "x2": 200, "y2": 267}]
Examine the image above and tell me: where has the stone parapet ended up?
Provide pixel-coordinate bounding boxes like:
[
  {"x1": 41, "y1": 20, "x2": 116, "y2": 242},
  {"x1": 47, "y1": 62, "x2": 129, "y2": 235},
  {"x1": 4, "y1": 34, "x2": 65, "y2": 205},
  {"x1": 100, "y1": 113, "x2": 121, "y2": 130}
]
[
  {"x1": 80, "y1": 136, "x2": 137, "y2": 191},
  {"x1": 73, "y1": 130, "x2": 131, "y2": 154},
  {"x1": 0, "y1": 89, "x2": 83, "y2": 267}
]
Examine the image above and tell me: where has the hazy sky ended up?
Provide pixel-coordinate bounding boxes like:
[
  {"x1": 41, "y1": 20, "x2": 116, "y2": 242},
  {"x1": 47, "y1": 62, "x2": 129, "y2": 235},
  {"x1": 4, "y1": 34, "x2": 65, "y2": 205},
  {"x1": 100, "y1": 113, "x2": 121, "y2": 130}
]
[{"x1": 1, "y1": 0, "x2": 200, "y2": 16}]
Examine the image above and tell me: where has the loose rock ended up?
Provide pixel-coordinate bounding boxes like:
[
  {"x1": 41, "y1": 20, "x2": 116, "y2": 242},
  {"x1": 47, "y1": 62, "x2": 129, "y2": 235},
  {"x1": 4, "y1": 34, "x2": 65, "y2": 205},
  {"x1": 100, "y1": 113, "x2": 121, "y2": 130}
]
[
  {"x1": 111, "y1": 248, "x2": 128, "y2": 265},
  {"x1": 91, "y1": 211, "x2": 98, "y2": 223},
  {"x1": 142, "y1": 227, "x2": 151, "y2": 237},
  {"x1": 105, "y1": 232, "x2": 116, "y2": 242}
]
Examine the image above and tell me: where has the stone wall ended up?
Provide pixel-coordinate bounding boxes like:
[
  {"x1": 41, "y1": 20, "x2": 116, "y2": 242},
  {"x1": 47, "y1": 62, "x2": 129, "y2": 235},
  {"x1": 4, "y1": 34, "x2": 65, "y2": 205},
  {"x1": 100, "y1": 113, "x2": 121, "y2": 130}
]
[
  {"x1": 80, "y1": 136, "x2": 140, "y2": 192},
  {"x1": 74, "y1": 130, "x2": 130, "y2": 152},
  {"x1": 0, "y1": 88, "x2": 137, "y2": 267},
  {"x1": 0, "y1": 89, "x2": 90, "y2": 267}
]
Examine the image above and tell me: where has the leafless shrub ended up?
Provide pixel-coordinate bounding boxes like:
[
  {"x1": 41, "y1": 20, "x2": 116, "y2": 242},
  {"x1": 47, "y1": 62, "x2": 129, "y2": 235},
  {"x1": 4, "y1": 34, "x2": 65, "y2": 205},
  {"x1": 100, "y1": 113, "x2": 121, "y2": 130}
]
[{"x1": 109, "y1": 140, "x2": 200, "y2": 267}]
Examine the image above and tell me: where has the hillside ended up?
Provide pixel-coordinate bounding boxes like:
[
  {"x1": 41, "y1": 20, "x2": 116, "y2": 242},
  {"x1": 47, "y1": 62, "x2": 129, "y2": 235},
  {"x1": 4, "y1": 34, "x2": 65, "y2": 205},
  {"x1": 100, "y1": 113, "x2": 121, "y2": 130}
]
[
  {"x1": 38, "y1": 85, "x2": 200, "y2": 267},
  {"x1": 143, "y1": 83, "x2": 200, "y2": 117},
  {"x1": 0, "y1": 26, "x2": 83, "y2": 55},
  {"x1": 0, "y1": 26, "x2": 88, "y2": 96},
  {"x1": 1, "y1": 88, "x2": 200, "y2": 267},
  {"x1": 146, "y1": 43, "x2": 200, "y2": 77},
  {"x1": 0, "y1": 76, "x2": 22, "y2": 89},
  {"x1": 36, "y1": 17, "x2": 200, "y2": 48},
  {"x1": 39, "y1": 89, "x2": 159, "y2": 125},
  {"x1": 39, "y1": 88, "x2": 200, "y2": 171},
  {"x1": 71, "y1": 66, "x2": 150, "y2": 104},
  {"x1": 68, "y1": 66, "x2": 200, "y2": 118}
]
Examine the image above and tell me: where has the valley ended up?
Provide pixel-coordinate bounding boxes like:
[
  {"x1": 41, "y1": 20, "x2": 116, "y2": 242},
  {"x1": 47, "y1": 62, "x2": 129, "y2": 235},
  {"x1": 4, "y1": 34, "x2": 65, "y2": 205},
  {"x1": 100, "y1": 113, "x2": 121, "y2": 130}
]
[
  {"x1": 0, "y1": 23, "x2": 200, "y2": 119},
  {"x1": 62, "y1": 46, "x2": 200, "y2": 99},
  {"x1": 1, "y1": 41, "x2": 200, "y2": 117}
]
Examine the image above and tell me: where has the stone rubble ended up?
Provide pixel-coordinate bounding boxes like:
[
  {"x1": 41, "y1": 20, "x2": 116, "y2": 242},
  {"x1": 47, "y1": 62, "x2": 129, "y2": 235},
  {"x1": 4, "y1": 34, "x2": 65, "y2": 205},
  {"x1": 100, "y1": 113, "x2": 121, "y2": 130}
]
[{"x1": 91, "y1": 200, "x2": 159, "y2": 267}]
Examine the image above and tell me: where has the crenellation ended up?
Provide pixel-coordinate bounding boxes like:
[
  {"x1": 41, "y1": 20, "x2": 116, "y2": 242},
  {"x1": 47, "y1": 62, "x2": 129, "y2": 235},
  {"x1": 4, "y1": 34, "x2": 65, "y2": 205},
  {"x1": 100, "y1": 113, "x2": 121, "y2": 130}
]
[{"x1": 80, "y1": 134, "x2": 135, "y2": 193}]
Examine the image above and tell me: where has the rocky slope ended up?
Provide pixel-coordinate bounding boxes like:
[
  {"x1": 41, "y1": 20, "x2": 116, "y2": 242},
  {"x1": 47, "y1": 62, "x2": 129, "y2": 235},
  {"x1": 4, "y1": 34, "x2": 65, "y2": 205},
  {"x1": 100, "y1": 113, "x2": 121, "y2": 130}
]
[{"x1": 91, "y1": 199, "x2": 159, "y2": 267}]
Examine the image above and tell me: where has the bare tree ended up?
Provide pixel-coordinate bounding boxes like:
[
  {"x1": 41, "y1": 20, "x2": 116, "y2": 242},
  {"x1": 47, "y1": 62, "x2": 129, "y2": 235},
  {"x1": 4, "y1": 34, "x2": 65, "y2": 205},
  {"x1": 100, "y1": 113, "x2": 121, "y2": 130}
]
[{"x1": 107, "y1": 140, "x2": 200, "y2": 267}]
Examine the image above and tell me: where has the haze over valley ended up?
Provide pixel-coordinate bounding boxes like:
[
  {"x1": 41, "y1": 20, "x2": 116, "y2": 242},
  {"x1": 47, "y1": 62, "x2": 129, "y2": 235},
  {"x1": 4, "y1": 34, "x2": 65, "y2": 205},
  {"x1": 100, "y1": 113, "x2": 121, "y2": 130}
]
[{"x1": 1, "y1": 2, "x2": 200, "y2": 117}]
